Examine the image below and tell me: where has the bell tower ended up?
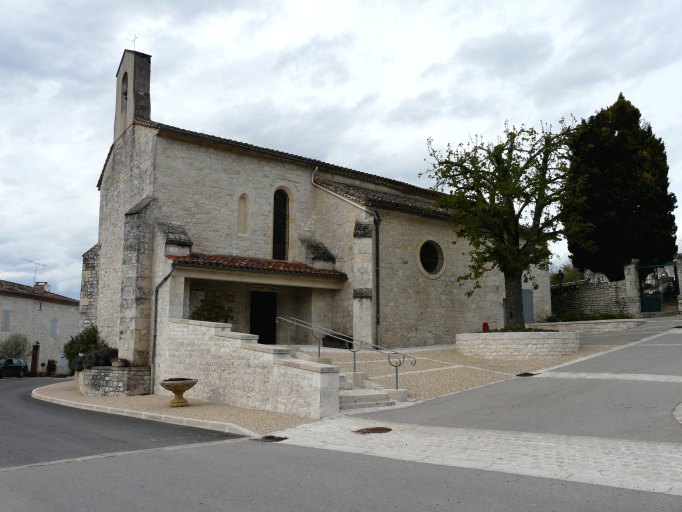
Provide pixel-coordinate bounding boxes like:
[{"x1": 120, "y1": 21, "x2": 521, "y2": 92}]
[{"x1": 114, "y1": 50, "x2": 152, "y2": 140}]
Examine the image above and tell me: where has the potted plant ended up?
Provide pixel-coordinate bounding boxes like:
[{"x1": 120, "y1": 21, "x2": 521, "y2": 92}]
[{"x1": 46, "y1": 359, "x2": 57, "y2": 377}]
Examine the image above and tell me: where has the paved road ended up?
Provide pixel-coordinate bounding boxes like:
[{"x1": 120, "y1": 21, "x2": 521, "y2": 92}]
[
  {"x1": 2, "y1": 320, "x2": 682, "y2": 511},
  {"x1": 0, "y1": 377, "x2": 235, "y2": 467}
]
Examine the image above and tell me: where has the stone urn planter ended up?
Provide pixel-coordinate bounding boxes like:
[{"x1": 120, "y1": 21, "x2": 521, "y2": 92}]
[{"x1": 160, "y1": 378, "x2": 198, "y2": 407}]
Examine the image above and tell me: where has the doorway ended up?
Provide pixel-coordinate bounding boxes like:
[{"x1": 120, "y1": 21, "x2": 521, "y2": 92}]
[{"x1": 250, "y1": 291, "x2": 277, "y2": 344}]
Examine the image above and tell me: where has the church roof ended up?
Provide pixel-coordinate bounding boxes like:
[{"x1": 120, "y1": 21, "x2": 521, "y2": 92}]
[
  {"x1": 315, "y1": 178, "x2": 450, "y2": 219},
  {"x1": 167, "y1": 253, "x2": 348, "y2": 280},
  {"x1": 98, "y1": 118, "x2": 442, "y2": 207},
  {"x1": 0, "y1": 279, "x2": 79, "y2": 306}
]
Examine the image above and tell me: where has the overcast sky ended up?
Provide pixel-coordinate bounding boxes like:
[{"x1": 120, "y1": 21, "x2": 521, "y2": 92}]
[{"x1": 1, "y1": 0, "x2": 681, "y2": 300}]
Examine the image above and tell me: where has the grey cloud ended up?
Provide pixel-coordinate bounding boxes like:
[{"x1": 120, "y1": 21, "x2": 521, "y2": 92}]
[
  {"x1": 272, "y1": 34, "x2": 353, "y2": 87},
  {"x1": 455, "y1": 31, "x2": 554, "y2": 78}
]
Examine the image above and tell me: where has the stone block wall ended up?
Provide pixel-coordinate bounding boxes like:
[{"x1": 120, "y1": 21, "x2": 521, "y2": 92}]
[
  {"x1": 155, "y1": 319, "x2": 339, "y2": 418},
  {"x1": 80, "y1": 243, "x2": 100, "y2": 328},
  {"x1": 456, "y1": 332, "x2": 579, "y2": 359},
  {"x1": 75, "y1": 366, "x2": 151, "y2": 396},
  {"x1": 551, "y1": 280, "x2": 627, "y2": 317}
]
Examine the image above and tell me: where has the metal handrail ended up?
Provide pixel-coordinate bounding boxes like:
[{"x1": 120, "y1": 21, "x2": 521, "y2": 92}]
[{"x1": 275, "y1": 316, "x2": 416, "y2": 389}]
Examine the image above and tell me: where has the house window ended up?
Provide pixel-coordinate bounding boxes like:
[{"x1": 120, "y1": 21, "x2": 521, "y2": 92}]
[
  {"x1": 237, "y1": 194, "x2": 249, "y2": 234},
  {"x1": 419, "y1": 241, "x2": 444, "y2": 274},
  {"x1": 50, "y1": 319, "x2": 58, "y2": 337},
  {"x1": 1, "y1": 310, "x2": 11, "y2": 332},
  {"x1": 273, "y1": 189, "x2": 289, "y2": 260}
]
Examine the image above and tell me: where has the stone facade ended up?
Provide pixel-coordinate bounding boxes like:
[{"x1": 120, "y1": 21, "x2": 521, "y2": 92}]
[
  {"x1": 0, "y1": 280, "x2": 79, "y2": 373},
  {"x1": 75, "y1": 366, "x2": 151, "y2": 396},
  {"x1": 456, "y1": 332, "x2": 580, "y2": 359},
  {"x1": 79, "y1": 243, "x2": 100, "y2": 327}
]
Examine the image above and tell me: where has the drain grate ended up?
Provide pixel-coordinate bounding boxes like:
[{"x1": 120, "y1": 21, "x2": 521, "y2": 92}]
[
  {"x1": 516, "y1": 372, "x2": 536, "y2": 377},
  {"x1": 354, "y1": 426, "x2": 393, "y2": 435},
  {"x1": 253, "y1": 435, "x2": 288, "y2": 442}
]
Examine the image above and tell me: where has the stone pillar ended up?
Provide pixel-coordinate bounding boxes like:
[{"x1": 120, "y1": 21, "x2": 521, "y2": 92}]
[
  {"x1": 624, "y1": 259, "x2": 641, "y2": 317},
  {"x1": 79, "y1": 243, "x2": 100, "y2": 328},
  {"x1": 118, "y1": 198, "x2": 156, "y2": 365},
  {"x1": 352, "y1": 218, "x2": 374, "y2": 345}
]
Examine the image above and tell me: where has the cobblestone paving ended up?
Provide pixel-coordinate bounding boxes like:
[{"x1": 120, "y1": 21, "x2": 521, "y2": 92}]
[{"x1": 274, "y1": 416, "x2": 682, "y2": 495}]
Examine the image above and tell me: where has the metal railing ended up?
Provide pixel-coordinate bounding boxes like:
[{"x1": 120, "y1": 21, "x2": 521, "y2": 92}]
[{"x1": 276, "y1": 317, "x2": 416, "y2": 389}]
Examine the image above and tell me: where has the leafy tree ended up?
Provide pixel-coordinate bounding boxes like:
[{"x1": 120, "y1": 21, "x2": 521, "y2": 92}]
[
  {"x1": 550, "y1": 263, "x2": 584, "y2": 285},
  {"x1": 426, "y1": 121, "x2": 571, "y2": 329},
  {"x1": 562, "y1": 94, "x2": 677, "y2": 281},
  {"x1": 0, "y1": 333, "x2": 31, "y2": 358}
]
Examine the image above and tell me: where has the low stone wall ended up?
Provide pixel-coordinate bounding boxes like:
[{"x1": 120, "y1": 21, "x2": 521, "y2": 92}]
[
  {"x1": 155, "y1": 319, "x2": 339, "y2": 419},
  {"x1": 456, "y1": 332, "x2": 579, "y2": 359},
  {"x1": 75, "y1": 366, "x2": 151, "y2": 396},
  {"x1": 551, "y1": 280, "x2": 627, "y2": 317},
  {"x1": 528, "y1": 319, "x2": 645, "y2": 333}
]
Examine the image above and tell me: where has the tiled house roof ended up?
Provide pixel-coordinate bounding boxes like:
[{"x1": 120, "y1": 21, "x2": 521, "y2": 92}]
[
  {"x1": 0, "y1": 280, "x2": 79, "y2": 306},
  {"x1": 168, "y1": 253, "x2": 348, "y2": 280}
]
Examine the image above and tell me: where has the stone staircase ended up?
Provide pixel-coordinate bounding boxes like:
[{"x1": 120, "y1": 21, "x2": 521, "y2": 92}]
[
  {"x1": 338, "y1": 371, "x2": 408, "y2": 412},
  {"x1": 292, "y1": 349, "x2": 410, "y2": 413}
]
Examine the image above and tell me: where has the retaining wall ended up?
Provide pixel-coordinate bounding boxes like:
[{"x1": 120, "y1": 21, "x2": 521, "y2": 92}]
[
  {"x1": 75, "y1": 366, "x2": 151, "y2": 396},
  {"x1": 155, "y1": 319, "x2": 339, "y2": 419},
  {"x1": 456, "y1": 332, "x2": 579, "y2": 359}
]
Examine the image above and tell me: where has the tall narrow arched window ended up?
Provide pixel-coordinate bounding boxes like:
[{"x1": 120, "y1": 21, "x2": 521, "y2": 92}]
[
  {"x1": 237, "y1": 194, "x2": 249, "y2": 234},
  {"x1": 273, "y1": 190, "x2": 289, "y2": 260},
  {"x1": 120, "y1": 72, "x2": 128, "y2": 113}
]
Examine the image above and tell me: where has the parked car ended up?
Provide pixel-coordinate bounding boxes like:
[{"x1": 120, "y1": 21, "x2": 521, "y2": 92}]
[{"x1": 0, "y1": 358, "x2": 29, "y2": 378}]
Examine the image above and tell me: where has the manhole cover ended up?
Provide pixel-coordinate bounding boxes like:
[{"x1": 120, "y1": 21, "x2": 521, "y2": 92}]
[
  {"x1": 253, "y1": 435, "x2": 288, "y2": 442},
  {"x1": 516, "y1": 372, "x2": 536, "y2": 377},
  {"x1": 354, "y1": 426, "x2": 392, "y2": 434}
]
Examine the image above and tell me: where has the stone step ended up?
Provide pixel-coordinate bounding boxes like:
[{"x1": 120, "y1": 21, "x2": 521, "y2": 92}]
[
  {"x1": 339, "y1": 375, "x2": 354, "y2": 390},
  {"x1": 339, "y1": 400, "x2": 396, "y2": 411},
  {"x1": 339, "y1": 389, "x2": 391, "y2": 404}
]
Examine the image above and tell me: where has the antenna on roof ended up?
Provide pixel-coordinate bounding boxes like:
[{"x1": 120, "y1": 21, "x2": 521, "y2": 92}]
[{"x1": 23, "y1": 259, "x2": 46, "y2": 285}]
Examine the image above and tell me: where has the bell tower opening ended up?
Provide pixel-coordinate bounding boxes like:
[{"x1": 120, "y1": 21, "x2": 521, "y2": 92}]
[{"x1": 114, "y1": 50, "x2": 152, "y2": 141}]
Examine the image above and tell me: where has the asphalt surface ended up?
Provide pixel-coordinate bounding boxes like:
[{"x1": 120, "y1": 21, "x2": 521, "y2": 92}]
[
  {"x1": 367, "y1": 319, "x2": 682, "y2": 443},
  {"x1": 2, "y1": 438, "x2": 681, "y2": 512},
  {"x1": 0, "y1": 377, "x2": 236, "y2": 468},
  {"x1": 2, "y1": 319, "x2": 682, "y2": 511}
]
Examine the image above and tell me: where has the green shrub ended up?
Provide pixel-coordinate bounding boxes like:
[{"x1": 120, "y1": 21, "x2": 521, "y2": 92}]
[
  {"x1": 71, "y1": 347, "x2": 118, "y2": 372},
  {"x1": 190, "y1": 295, "x2": 233, "y2": 323},
  {"x1": 64, "y1": 325, "x2": 108, "y2": 373},
  {"x1": 46, "y1": 359, "x2": 57, "y2": 372},
  {"x1": 546, "y1": 312, "x2": 631, "y2": 322}
]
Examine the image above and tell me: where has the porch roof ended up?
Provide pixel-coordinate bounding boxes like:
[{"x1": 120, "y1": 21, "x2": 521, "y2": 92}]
[{"x1": 168, "y1": 253, "x2": 347, "y2": 280}]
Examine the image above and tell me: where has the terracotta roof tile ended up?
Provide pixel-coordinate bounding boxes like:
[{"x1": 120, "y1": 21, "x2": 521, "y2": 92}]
[
  {"x1": 0, "y1": 280, "x2": 79, "y2": 306},
  {"x1": 168, "y1": 253, "x2": 347, "y2": 280}
]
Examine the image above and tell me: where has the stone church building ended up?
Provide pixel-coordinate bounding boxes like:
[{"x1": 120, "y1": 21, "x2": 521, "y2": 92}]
[{"x1": 79, "y1": 50, "x2": 549, "y2": 414}]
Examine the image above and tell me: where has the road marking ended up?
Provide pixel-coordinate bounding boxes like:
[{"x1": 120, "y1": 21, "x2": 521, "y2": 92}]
[
  {"x1": 275, "y1": 417, "x2": 682, "y2": 495},
  {"x1": 0, "y1": 437, "x2": 249, "y2": 474},
  {"x1": 536, "y1": 372, "x2": 682, "y2": 383}
]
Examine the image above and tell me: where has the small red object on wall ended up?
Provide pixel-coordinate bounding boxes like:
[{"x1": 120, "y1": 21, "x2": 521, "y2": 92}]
[{"x1": 482, "y1": 322, "x2": 490, "y2": 332}]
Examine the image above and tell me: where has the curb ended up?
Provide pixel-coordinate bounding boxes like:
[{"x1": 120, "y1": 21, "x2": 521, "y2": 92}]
[{"x1": 31, "y1": 387, "x2": 259, "y2": 437}]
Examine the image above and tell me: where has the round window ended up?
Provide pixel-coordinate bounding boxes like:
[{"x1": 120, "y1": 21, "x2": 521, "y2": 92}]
[{"x1": 419, "y1": 241, "x2": 443, "y2": 274}]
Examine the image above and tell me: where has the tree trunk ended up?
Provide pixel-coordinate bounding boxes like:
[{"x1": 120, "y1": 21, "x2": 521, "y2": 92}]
[{"x1": 503, "y1": 271, "x2": 525, "y2": 329}]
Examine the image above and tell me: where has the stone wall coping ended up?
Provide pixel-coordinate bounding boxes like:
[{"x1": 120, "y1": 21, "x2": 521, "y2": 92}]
[
  {"x1": 84, "y1": 366, "x2": 151, "y2": 372},
  {"x1": 240, "y1": 343, "x2": 292, "y2": 355},
  {"x1": 531, "y1": 319, "x2": 644, "y2": 327},
  {"x1": 456, "y1": 332, "x2": 579, "y2": 340},
  {"x1": 215, "y1": 331, "x2": 259, "y2": 341},
  {"x1": 169, "y1": 318, "x2": 232, "y2": 330},
  {"x1": 275, "y1": 358, "x2": 340, "y2": 373}
]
